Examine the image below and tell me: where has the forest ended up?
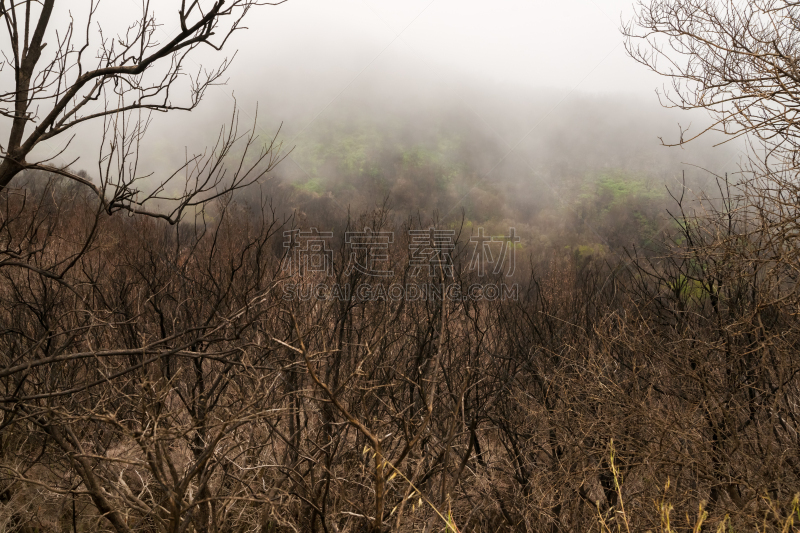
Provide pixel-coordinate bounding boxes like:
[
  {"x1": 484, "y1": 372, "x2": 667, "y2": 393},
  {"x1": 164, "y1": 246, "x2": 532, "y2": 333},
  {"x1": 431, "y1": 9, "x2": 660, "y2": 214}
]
[{"x1": 2, "y1": 1, "x2": 800, "y2": 532}]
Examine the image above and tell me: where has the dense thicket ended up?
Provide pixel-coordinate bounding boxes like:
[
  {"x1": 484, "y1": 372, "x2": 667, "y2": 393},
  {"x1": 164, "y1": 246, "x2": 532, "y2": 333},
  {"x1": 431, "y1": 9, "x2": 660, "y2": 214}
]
[
  {"x1": 0, "y1": 163, "x2": 798, "y2": 533},
  {"x1": 3, "y1": 0, "x2": 799, "y2": 530}
]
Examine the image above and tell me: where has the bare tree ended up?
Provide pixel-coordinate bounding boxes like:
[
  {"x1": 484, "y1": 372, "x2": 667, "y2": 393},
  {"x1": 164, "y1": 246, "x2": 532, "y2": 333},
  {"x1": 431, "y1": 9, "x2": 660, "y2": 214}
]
[
  {"x1": 0, "y1": 0, "x2": 285, "y2": 221},
  {"x1": 622, "y1": 0, "x2": 800, "y2": 177},
  {"x1": 619, "y1": 1, "x2": 800, "y2": 526}
]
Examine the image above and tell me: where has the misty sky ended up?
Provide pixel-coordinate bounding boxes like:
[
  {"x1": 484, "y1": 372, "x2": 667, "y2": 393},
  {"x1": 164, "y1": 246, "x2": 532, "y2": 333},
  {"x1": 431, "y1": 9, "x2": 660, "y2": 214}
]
[
  {"x1": 233, "y1": 0, "x2": 654, "y2": 95},
  {"x1": 195, "y1": 0, "x2": 696, "y2": 167},
  {"x1": 4, "y1": 0, "x2": 731, "y2": 183},
  {"x1": 193, "y1": 0, "x2": 694, "y2": 158}
]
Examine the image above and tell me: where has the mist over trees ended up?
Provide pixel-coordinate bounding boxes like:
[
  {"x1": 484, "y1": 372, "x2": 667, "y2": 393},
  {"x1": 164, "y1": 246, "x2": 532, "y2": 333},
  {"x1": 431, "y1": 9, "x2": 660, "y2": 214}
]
[{"x1": 2, "y1": 1, "x2": 800, "y2": 533}]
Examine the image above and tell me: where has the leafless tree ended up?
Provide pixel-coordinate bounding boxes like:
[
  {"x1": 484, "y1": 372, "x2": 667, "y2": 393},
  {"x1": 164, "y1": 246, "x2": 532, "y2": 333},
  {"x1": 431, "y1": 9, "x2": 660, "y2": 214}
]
[
  {"x1": 0, "y1": 0, "x2": 285, "y2": 222},
  {"x1": 4, "y1": 1, "x2": 800, "y2": 530},
  {"x1": 624, "y1": 1, "x2": 796, "y2": 144}
]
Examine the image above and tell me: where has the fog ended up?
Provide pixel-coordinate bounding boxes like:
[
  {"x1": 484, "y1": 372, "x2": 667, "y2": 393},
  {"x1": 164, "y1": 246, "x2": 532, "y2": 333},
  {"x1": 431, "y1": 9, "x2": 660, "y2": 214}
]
[
  {"x1": 5, "y1": 0, "x2": 743, "y2": 240},
  {"x1": 229, "y1": 0, "x2": 659, "y2": 93},
  {"x1": 9, "y1": 7, "x2": 796, "y2": 531}
]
